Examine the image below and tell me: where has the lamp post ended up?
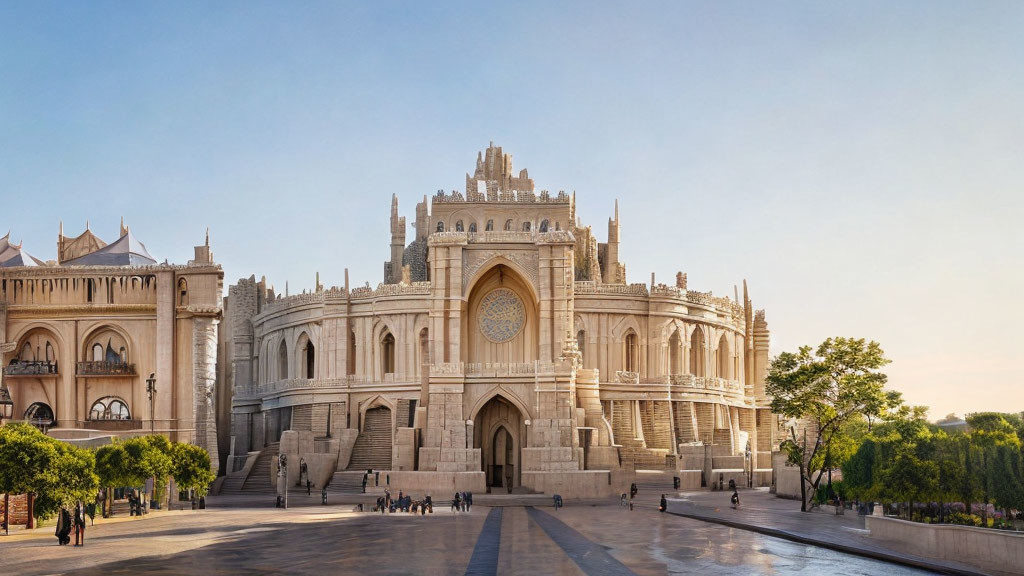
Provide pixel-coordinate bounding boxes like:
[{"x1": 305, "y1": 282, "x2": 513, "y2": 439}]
[
  {"x1": 146, "y1": 373, "x2": 156, "y2": 433},
  {"x1": 1, "y1": 385, "x2": 14, "y2": 536}
]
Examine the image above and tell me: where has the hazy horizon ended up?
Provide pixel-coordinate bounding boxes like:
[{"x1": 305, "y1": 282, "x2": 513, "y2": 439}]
[{"x1": 2, "y1": 1, "x2": 1021, "y2": 419}]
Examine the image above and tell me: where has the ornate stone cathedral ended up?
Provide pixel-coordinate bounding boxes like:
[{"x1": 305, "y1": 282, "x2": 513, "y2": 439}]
[{"x1": 223, "y1": 144, "x2": 776, "y2": 496}]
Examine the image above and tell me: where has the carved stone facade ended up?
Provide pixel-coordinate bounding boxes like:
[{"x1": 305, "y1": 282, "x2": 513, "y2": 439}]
[
  {"x1": 0, "y1": 227, "x2": 224, "y2": 472},
  {"x1": 225, "y1": 144, "x2": 775, "y2": 496}
]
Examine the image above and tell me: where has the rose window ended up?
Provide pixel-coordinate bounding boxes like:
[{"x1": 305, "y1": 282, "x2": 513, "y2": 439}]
[{"x1": 477, "y1": 288, "x2": 526, "y2": 343}]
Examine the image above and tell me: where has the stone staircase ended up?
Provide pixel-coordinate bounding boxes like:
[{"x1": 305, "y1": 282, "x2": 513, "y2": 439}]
[
  {"x1": 237, "y1": 442, "x2": 279, "y2": 494},
  {"x1": 347, "y1": 408, "x2": 392, "y2": 471},
  {"x1": 632, "y1": 470, "x2": 677, "y2": 499},
  {"x1": 328, "y1": 470, "x2": 369, "y2": 494}
]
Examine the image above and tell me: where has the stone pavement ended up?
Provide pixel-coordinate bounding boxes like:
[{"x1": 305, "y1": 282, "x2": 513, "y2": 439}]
[
  {"x1": 0, "y1": 491, "x2": 947, "y2": 576},
  {"x1": 665, "y1": 489, "x2": 989, "y2": 576}
]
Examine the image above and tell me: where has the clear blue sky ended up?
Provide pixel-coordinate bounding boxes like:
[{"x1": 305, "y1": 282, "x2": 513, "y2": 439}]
[{"x1": 2, "y1": 1, "x2": 1022, "y2": 418}]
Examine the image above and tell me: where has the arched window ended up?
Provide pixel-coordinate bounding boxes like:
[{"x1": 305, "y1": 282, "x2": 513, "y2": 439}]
[
  {"x1": 89, "y1": 396, "x2": 131, "y2": 421},
  {"x1": 522, "y1": 221, "x2": 531, "y2": 232},
  {"x1": 45, "y1": 342, "x2": 55, "y2": 363},
  {"x1": 689, "y1": 326, "x2": 706, "y2": 377},
  {"x1": 717, "y1": 334, "x2": 731, "y2": 379},
  {"x1": 278, "y1": 340, "x2": 288, "y2": 380},
  {"x1": 469, "y1": 222, "x2": 477, "y2": 233},
  {"x1": 305, "y1": 340, "x2": 315, "y2": 379},
  {"x1": 504, "y1": 219, "x2": 513, "y2": 231},
  {"x1": 419, "y1": 328, "x2": 429, "y2": 373},
  {"x1": 486, "y1": 219, "x2": 494, "y2": 231},
  {"x1": 669, "y1": 329, "x2": 682, "y2": 374},
  {"x1": 436, "y1": 221, "x2": 444, "y2": 232},
  {"x1": 539, "y1": 219, "x2": 549, "y2": 232},
  {"x1": 177, "y1": 278, "x2": 189, "y2": 306},
  {"x1": 86, "y1": 278, "x2": 95, "y2": 303},
  {"x1": 92, "y1": 343, "x2": 104, "y2": 362},
  {"x1": 20, "y1": 342, "x2": 33, "y2": 361},
  {"x1": 25, "y1": 402, "x2": 54, "y2": 429},
  {"x1": 624, "y1": 332, "x2": 638, "y2": 373},
  {"x1": 576, "y1": 330, "x2": 585, "y2": 360},
  {"x1": 455, "y1": 220, "x2": 464, "y2": 232},
  {"x1": 381, "y1": 332, "x2": 396, "y2": 375}
]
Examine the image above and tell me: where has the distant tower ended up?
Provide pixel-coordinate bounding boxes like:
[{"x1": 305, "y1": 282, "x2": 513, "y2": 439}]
[
  {"x1": 602, "y1": 200, "x2": 626, "y2": 284},
  {"x1": 386, "y1": 194, "x2": 407, "y2": 284}
]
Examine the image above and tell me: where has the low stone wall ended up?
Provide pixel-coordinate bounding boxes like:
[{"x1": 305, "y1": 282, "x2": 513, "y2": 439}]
[
  {"x1": 867, "y1": 516, "x2": 1024, "y2": 576},
  {"x1": 1, "y1": 494, "x2": 29, "y2": 525},
  {"x1": 378, "y1": 471, "x2": 486, "y2": 497},
  {"x1": 676, "y1": 470, "x2": 702, "y2": 490},
  {"x1": 522, "y1": 470, "x2": 616, "y2": 498}
]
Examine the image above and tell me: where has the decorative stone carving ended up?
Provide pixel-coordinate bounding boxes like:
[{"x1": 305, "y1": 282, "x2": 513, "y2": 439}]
[
  {"x1": 462, "y1": 249, "x2": 538, "y2": 292},
  {"x1": 477, "y1": 288, "x2": 526, "y2": 343}
]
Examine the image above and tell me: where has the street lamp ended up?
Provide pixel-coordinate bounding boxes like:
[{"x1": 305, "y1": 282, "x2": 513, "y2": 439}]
[
  {"x1": 146, "y1": 373, "x2": 156, "y2": 432},
  {"x1": 1, "y1": 385, "x2": 13, "y2": 536}
]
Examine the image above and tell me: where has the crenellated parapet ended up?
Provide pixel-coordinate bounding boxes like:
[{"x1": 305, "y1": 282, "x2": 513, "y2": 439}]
[{"x1": 432, "y1": 189, "x2": 571, "y2": 204}]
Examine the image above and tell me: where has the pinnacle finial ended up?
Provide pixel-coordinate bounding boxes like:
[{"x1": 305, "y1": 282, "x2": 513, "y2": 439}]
[{"x1": 205, "y1": 227, "x2": 210, "y2": 246}]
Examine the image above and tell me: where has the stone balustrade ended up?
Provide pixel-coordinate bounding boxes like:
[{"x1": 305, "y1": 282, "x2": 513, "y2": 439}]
[
  {"x1": 429, "y1": 361, "x2": 559, "y2": 377},
  {"x1": 573, "y1": 281, "x2": 649, "y2": 296},
  {"x1": 432, "y1": 189, "x2": 570, "y2": 204}
]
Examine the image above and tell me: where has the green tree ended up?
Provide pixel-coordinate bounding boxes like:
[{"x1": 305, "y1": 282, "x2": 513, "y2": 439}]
[
  {"x1": 0, "y1": 423, "x2": 98, "y2": 525},
  {"x1": 95, "y1": 442, "x2": 130, "y2": 516},
  {"x1": 967, "y1": 413, "x2": 1020, "y2": 524},
  {"x1": 766, "y1": 337, "x2": 898, "y2": 511},
  {"x1": 171, "y1": 443, "x2": 216, "y2": 499}
]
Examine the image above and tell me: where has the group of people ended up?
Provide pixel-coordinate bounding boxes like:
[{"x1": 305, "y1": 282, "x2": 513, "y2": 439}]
[
  {"x1": 451, "y1": 491, "x2": 473, "y2": 512},
  {"x1": 54, "y1": 501, "x2": 87, "y2": 546},
  {"x1": 127, "y1": 489, "x2": 147, "y2": 516},
  {"x1": 374, "y1": 489, "x2": 434, "y2": 515}
]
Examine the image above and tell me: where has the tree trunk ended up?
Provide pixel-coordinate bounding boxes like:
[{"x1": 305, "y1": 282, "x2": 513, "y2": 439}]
[{"x1": 799, "y1": 467, "x2": 808, "y2": 512}]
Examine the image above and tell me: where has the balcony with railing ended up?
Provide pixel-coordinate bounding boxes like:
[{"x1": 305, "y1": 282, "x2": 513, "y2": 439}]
[
  {"x1": 76, "y1": 361, "x2": 137, "y2": 377},
  {"x1": 3, "y1": 361, "x2": 59, "y2": 377}
]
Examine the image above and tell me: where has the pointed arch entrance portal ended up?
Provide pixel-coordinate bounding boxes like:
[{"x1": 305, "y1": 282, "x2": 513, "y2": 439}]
[{"x1": 473, "y1": 394, "x2": 524, "y2": 492}]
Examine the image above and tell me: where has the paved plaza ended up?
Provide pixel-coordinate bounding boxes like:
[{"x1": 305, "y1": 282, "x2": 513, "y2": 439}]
[{"x1": 0, "y1": 492, "x2": 944, "y2": 576}]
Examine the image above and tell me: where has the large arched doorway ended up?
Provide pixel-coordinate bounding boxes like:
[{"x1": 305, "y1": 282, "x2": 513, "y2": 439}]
[{"x1": 474, "y1": 394, "x2": 524, "y2": 492}]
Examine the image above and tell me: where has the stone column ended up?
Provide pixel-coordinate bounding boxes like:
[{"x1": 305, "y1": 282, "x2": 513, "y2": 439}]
[{"x1": 193, "y1": 316, "x2": 220, "y2": 474}]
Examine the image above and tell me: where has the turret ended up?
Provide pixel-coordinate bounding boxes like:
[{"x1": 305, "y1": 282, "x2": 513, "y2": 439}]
[
  {"x1": 601, "y1": 199, "x2": 626, "y2": 284},
  {"x1": 386, "y1": 194, "x2": 407, "y2": 284}
]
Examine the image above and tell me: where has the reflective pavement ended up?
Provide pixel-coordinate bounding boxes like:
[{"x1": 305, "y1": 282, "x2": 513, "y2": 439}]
[{"x1": 0, "y1": 502, "x2": 937, "y2": 575}]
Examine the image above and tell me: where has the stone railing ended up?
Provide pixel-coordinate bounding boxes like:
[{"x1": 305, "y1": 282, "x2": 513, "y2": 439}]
[
  {"x1": 686, "y1": 290, "x2": 713, "y2": 305},
  {"x1": 573, "y1": 281, "x2": 649, "y2": 297},
  {"x1": 77, "y1": 361, "x2": 136, "y2": 376},
  {"x1": 666, "y1": 374, "x2": 744, "y2": 394},
  {"x1": 256, "y1": 375, "x2": 419, "y2": 396},
  {"x1": 3, "y1": 361, "x2": 58, "y2": 376},
  {"x1": 350, "y1": 282, "x2": 431, "y2": 299},
  {"x1": 429, "y1": 361, "x2": 558, "y2": 377},
  {"x1": 465, "y1": 362, "x2": 557, "y2": 376},
  {"x1": 432, "y1": 189, "x2": 570, "y2": 204},
  {"x1": 615, "y1": 370, "x2": 640, "y2": 384},
  {"x1": 467, "y1": 231, "x2": 536, "y2": 244},
  {"x1": 262, "y1": 291, "x2": 327, "y2": 314},
  {"x1": 650, "y1": 284, "x2": 683, "y2": 298}
]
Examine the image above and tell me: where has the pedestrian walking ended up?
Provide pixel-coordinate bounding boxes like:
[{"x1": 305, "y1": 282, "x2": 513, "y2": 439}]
[
  {"x1": 730, "y1": 489, "x2": 740, "y2": 510},
  {"x1": 73, "y1": 501, "x2": 87, "y2": 546},
  {"x1": 55, "y1": 506, "x2": 71, "y2": 545},
  {"x1": 659, "y1": 494, "x2": 667, "y2": 513}
]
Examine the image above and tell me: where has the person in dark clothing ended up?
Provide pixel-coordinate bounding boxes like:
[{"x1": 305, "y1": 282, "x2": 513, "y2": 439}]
[
  {"x1": 55, "y1": 506, "x2": 71, "y2": 545},
  {"x1": 630, "y1": 482, "x2": 638, "y2": 499},
  {"x1": 452, "y1": 492, "x2": 461, "y2": 512},
  {"x1": 362, "y1": 474, "x2": 368, "y2": 493},
  {"x1": 731, "y1": 489, "x2": 740, "y2": 510},
  {"x1": 660, "y1": 494, "x2": 667, "y2": 513},
  {"x1": 466, "y1": 492, "x2": 473, "y2": 511},
  {"x1": 73, "y1": 501, "x2": 86, "y2": 546}
]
